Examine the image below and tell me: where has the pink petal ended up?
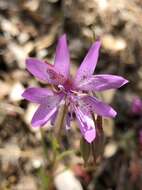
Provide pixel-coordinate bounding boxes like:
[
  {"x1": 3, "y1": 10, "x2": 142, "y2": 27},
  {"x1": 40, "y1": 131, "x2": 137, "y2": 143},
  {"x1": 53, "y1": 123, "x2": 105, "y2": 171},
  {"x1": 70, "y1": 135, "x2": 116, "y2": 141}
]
[
  {"x1": 54, "y1": 34, "x2": 70, "y2": 78},
  {"x1": 26, "y1": 58, "x2": 51, "y2": 82},
  {"x1": 74, "y1": 105, "x2": 96, "y2": 143},
  {"x1": 77, "y1": 74, "x2": 128, "y2": 91},
  {"x1": 50, "y1": 110, "x2": 58, "y2": 126},
  {"x1": 22, "y1": 87, "x2": 53, "y2": 103},
  {"x1": 32, "y1": 105, "x2": 57, "y2": 127},
  {"x1": 26, "y1": 58, "x2": 66, "y2": 85},
  {"x1": 75, "y1": 41, "x2": 101, "y2": 83},
  {"x1": 31, "y1": 94, "x2": 63, "y2": 127},
  {"x1": 80, "y1": 96, "x2": 117, "y2": 118},
  {"x1": 131, "y1": 97, "x2": 142, "y2": 114}
]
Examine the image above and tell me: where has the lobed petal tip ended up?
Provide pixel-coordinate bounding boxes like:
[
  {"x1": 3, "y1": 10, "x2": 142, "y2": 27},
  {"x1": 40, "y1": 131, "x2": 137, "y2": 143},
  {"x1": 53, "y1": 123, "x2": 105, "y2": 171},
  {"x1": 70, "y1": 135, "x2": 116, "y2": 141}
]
[
  {"x1": 110, "y1": 109, "x2": 117, "y2": 118},
  {"x1": 121, "y1": 79, "x2": 129, "y2": 86},
  {"x1": 21, "y1": 91, "x2": 25, "y2": 98},
  {"x1": 25, "y1": 57, "x2": 41, "y2": 66},
  {"x1": 91, "y1": 40, "x2": 101, "y2": 52},
  {"x1": 25, "y1": 57, "x2": 36, "y2": 69},
  {"x1": 21, "y1": 89, "x2": 30, "y2": 99},
  {"x1": 31, "y1": 117, "x2": 49, "y2": 128},
  {"x1": 25, "y1": 57, "x2": 33, "y2": 64},
  {"x1": 59, "y1": 33, "x2": 67, "y2": 40},
  {"x1": 31, "y1": 120, "x2": 41, "y2": 127},
  {"x1": 95, "y1": 40, "x2": 101, "y2": 46}
]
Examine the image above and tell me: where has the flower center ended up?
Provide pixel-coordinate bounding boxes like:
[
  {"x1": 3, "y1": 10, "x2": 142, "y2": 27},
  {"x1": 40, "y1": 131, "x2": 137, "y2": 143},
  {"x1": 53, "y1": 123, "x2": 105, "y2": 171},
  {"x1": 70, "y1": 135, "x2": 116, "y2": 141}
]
[{"x1": 63, "y1": 78, "x2": 74, "y2": 91}]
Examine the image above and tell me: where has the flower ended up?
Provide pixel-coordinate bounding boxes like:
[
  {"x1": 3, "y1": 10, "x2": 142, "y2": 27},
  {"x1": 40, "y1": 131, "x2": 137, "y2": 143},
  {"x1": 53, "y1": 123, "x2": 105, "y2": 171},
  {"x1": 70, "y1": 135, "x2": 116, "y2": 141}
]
[
  {"x1": 131, "y1": 96, "x2": 142, "y2": 115},
  {"x1": 22, "y1": 34, "x2": 128, "y2": 143}
]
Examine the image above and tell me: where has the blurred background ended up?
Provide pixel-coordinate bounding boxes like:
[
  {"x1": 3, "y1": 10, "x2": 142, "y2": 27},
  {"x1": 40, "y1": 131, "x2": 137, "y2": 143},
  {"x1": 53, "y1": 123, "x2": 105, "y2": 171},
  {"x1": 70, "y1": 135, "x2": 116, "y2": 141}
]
[{"x1": 0, "y1": 0, "x2": 142, "y2": 189}]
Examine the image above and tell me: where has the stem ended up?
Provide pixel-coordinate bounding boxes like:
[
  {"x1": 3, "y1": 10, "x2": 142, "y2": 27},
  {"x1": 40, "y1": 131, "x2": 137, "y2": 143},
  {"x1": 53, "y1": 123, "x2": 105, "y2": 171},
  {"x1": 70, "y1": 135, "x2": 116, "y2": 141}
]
[
  {"x1": 39, "y1": 104, "x2": 68, "y2": 189},
  {"x1": 40, "y1": 128, "x2": 48, "y2": 158},
  {"x1": 54, "y1": 103, "x2": 67, "y2": 145},
  {"x1": 39, "y1": 128, "x2": 49, "y2": 190},
  {"x1": 40, "y1": 129, "x2": 55, "y2": 190}
]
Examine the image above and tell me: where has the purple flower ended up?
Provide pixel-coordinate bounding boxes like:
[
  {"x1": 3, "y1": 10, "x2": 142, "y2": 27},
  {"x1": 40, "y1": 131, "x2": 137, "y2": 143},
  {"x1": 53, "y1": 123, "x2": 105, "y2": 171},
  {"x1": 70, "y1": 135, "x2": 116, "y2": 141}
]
[
  {"x1": 22, "y1": 34, "x2": 128, "y2": 143},
  {"x1": 131, "y1": 97, "x2": 142, "y2": 115}
]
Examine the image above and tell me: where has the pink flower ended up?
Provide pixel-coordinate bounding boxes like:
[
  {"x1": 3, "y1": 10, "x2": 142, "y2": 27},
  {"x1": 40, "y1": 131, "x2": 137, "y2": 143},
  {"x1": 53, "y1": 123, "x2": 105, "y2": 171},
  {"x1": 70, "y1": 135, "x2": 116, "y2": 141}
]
[
  {"x1": 22, "y1": 34, "x2": 128, "y2": 143},
  {"x1": 131, "y1": 97, "x2": 142, "y2": 115}
]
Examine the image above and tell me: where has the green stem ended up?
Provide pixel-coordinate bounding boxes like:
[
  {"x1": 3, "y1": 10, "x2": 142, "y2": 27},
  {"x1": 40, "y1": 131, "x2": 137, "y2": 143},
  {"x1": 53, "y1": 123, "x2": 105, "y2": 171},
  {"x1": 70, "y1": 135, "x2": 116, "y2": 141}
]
[
  {"x1": 55, "y1": 104, "x2": 67, "y2": 145},
  {"x1": 39, "y1": 104, "x2": 68, "y2": 189},
  {"x1": 39, "y1": 129, "x2": 48, "y2": 190},
  {"x1": 40, "y1": 128, "x2": 48, "y2": 158}
]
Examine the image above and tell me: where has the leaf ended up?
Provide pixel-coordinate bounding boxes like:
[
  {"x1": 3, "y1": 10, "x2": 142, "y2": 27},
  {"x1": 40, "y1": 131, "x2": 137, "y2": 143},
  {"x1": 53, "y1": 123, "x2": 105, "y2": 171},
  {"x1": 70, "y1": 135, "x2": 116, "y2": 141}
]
[
  {"x1": 80, "y1": 138, "x2": 91, "y2": 164},
  {"x1": 38, "y1": 167, "x2": 49, "y2": 190},
  {"x1": 92, "y1": 116, "x2": 104, "y2": 162}
]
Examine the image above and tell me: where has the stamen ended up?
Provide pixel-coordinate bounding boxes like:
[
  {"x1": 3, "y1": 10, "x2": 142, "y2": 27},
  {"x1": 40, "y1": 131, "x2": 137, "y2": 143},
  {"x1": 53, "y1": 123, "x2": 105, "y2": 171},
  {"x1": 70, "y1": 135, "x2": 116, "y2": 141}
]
[
  {"x1": 51, "y1": 84, "x2": 66, "y2": 95},
  {"x1": 51, "y1": 84, "x2": 62, "y2": 93}
]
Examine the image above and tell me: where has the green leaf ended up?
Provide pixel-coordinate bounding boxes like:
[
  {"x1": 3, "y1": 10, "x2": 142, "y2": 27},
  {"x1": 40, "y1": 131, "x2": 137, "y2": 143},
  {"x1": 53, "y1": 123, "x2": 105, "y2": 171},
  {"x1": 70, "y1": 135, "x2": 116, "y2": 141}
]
[
  {"x1": 38, "y1": 167, "x2": 49, "y2": 190},
  {"x1": 80, "y1": 138, "x2": 91, "y2": 164}
]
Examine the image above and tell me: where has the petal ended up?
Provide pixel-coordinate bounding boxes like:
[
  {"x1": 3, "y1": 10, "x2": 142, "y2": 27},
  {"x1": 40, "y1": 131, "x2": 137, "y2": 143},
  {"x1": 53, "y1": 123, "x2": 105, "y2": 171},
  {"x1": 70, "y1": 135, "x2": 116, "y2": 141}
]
[
  {"x1": 26, "y1": 58, "x2": 50, "y2": 82},
  {"x1": 131, "y1": 97, "x2": 142, "y2": 114},
  {"x1": 77, "y1": 74, "x2": 128, "y2": 91},
  {"x1": 32, "y1": 104, "x2": 57, "y2": 127},
  {"x1": 31, "y1": 94, "x2": 64, "y2": 127},
  {"x1": 22, "y1": 87, "x2": 53, "y2": 103},
  {"x1": 54, "y1": 34, "x2": 70, "y2": 78},
  {"x1": 75, "y1": 41, "x2": 101, "y2": 83},
  {"x1": 50, "y1": 110, "x2": 58, "y2": 126},
  {"x1": 74, "y1": 106, "x2": 96, "y2": 143},
  {"x1": 26, "y1": 58, "x2": 66, "y2": 85},
  {"x1": 80, "y1": 96, "x2": 117, "y2": 118}
]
